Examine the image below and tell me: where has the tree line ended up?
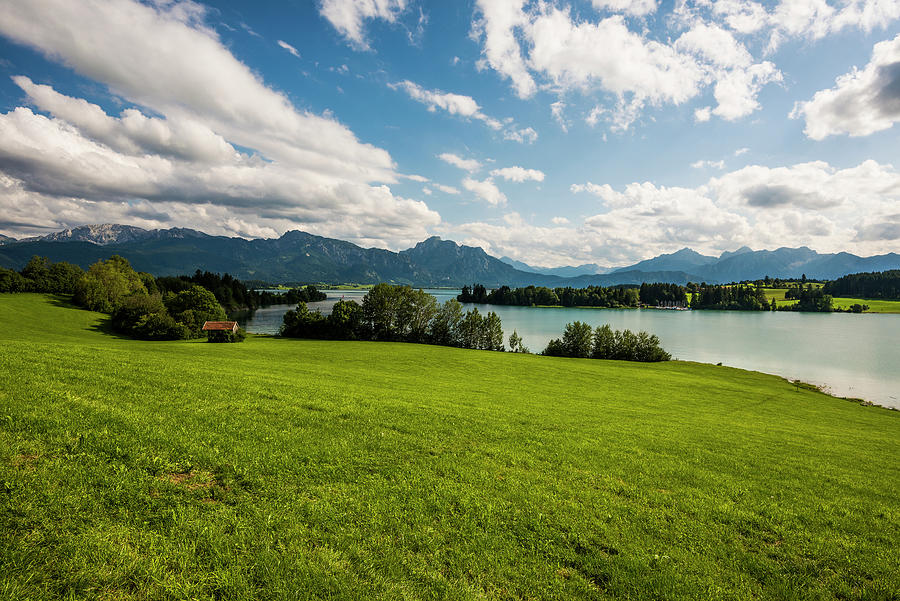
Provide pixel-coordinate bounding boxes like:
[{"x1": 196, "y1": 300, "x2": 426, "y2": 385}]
[
  {"x1": 1, "y1": 255, "x2": 245, "y2": 341},
  {"x1": 1, "y1": 257, "x2": 324, "y2": 312},
  {"x1": 690, "y1": 284, "x2": 771, "y2": 311},
  {"x1": 281, "y1": 283, "x2": 505, "y2": 350},
  {"x1": 458, "y1": 283, "x2": 645, "y2": 308},
  {"x1": 543, "y1": 321, "x2": 671, "y2": 362},
  {"x1": 823, "y1": 270, "x2": 900, "y2": 300}
]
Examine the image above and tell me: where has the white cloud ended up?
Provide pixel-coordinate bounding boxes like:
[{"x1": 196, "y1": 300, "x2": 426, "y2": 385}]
[
  {"x1": 401, "y1": 173, "x2": 429, "y2": 182},
  {"x1": 470, "y1": 1, "x2": 786, "y2": 129},
  {"x1": 490, "y1": 166, "x2": 545, "y2": 182},
  {"x1": 462, "y1": 177, "x2": 507, "y2": 206},
  {"x1": 570, "y1": 182, "x2": 621, "y2": 203},
  {"x1": 791, "y1": 34, "x2": 900, "y2": 139},
  {"x1": 734, "y1": 147, "x2": 750, "y2": 156},
  {"x1": 551, "y1": 216, "x2": 570, "y2": 225},
  {"x1": 277, "y1": 40, "x2": 301, "y2": 58},
  {"x1": 560, "y1": 159, "x2": 900, "y2": 263},
  {"x1": 319, "y1": 0, "x2": 407, "y2": 51},
  {"x1": 390, "y1": 79, "x2": 535, "y2": 142},
  {"x1": 694, "y1": 106, "x2": 712, "y2": 122},
  {"x1": 551, "y1": 101, "x2": 569, "y2": 132},
  {"x1": 591, "y1": 0, "x2": 657, "y2": 17},
  {"x1": 502, "y1": 126, "x2": 539, "y2": 144},
  {"x1": 433, "y1": 183, "x2": 461, "y2": 195},
  {"x1": 691, "y1": 159, "x2": 726, "y2": 169},
  {"x1": 0, "y1": 0, "x2": 440, "y2": 248},
  {"x1": 437, "y1": 153, "x2": 482, "y2": 172},
  {"x1": 470, "y1": 0, "x2": 537, "y2": 99}
]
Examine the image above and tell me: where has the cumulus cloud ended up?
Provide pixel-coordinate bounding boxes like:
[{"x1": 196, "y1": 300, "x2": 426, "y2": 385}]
[
  {"x1": 591, "y1": 0, "x2": 657, "y2": 17},
  {"x1": 277, "y1": 40, "x2": 301, "y2": 58},
  {"x1": 390, "y1": 80, "x2": 536, "y2": 143},
  {"x1": 433, "y1": 183, "x2": 461, "y2": 195},
  {"x1": 563, "y1": 159, "x2": 900, "y2": 263},
  {"x1": 438, "y1": 152, "x2": 482, "y2": 172},
  {"x1": 471, "y1": 1, "x2": 788, "y2": 129},
  {"x1": 319, "y1": 0, "x2": 407, "y2": 50},
  {"x1": 0, "y1": 0, "x2": 440, "y2": 247},
  {"x1": 462, "y1": 177, "x2": 507, "y2": 206},
  {"x1": 490, "y1": 166, "x2": 545, "y2": 182},
  {"x1": 691, "y1": 159, "x2": 726, "y2": 170},
  {"x1": 706, "y1": 0, "x2": 900, "y2": 48},
  {"x1": 791, "y1": 34, "x2": 900, "y2": 139}
]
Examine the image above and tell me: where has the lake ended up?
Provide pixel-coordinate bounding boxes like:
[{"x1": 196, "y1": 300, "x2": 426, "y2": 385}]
[{"x1": 237, "y1": 289, "x2": 900, "y2": 409}]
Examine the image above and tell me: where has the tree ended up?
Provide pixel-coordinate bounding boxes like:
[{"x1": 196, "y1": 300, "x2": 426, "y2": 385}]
[
  {"x1": 508, "y1": 330, "x2": 529, "y2": 353},
  {"x1": 164, "y1": 285, "x2": 227, "y2": 336},
  {"x1": 430, "y1": 300, "x2": 464, "y2": 347},
  {"x1": 459, "y1": 308, "x2": 483, "y2": 349},
  {"x1": 542, "y1": 338, "x2": 566, "y2": 356},
  {"x1": 327, "y1": 299, "x2": 362, "y2": 339},
  {"x1": 0, "y1": 268, "x2": 28, "y2": 292},
  {"x1": 592, "y1": 324, "x2": 616, "y2": 359},
  {"x1": 73, "y1": 255, "x2": 147, "y2": 313},
  {"x1": 481, "y1": 311, "x2": 504, "y2": 351},
  {"x1": 562, "y1": 321, "x2": 593, "y2": 358},
  {"x1": 280, "y1": 301, "x2": 326, "y2": 338}
]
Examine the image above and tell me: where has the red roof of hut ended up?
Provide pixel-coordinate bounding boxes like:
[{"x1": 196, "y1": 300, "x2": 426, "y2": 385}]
[{"x1": 202, "y1": 321, "x2": 238, "y2": 332}]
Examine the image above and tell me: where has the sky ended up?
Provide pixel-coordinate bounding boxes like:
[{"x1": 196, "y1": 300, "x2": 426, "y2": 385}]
[{"x1": 0, "y1": 0, "x2": 898, "y2": 267}]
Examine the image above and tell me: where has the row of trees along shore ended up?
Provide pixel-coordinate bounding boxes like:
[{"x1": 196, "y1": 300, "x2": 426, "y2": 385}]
[
  {"x1": 458, "y1": 277, "x2": 895, "y2": 313},
  {"x1": 0, "y1": 255, "x2": 321, "y2": 341},
  {"x1": 457, "y1": 282, "x2": 687, "y2": 308},
  {"x1": 281, "y1": 283, "x2": 505, "y2": 350},
  {"x1": 543, "y1": 322, "x2": 671, "y2": 362},
  {"x1": 279, "y1": 283, "x2": 672, "y2": 362}
]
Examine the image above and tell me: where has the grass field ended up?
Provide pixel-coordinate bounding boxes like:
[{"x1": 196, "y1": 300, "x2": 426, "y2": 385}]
[{"x1": 1, "y1": 294, "x2": 898, "y2": 600}]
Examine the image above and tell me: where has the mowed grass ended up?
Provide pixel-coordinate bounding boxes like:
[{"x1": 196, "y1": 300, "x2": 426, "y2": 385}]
[{"x1": 1, "y1": 294, "x2": 898, "y2": 600}]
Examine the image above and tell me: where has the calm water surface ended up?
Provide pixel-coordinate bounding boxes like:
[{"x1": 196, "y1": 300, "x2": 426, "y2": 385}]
[{"x1": 238, "y1": 289, "x2": 900, "y2": 409}]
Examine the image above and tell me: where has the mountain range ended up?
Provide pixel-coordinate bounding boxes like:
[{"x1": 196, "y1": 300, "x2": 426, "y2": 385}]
[{"x1": 0, "y1": 224, "x2": 898, "y2": 287}]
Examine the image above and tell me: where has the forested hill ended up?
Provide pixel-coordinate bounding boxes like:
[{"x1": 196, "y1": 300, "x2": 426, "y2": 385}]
[{"x1": 1, "y1": 224, "x2": 898, "y2": 286}]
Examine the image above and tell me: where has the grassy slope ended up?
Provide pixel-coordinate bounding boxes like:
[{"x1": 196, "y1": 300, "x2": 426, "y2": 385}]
[{"x1": 0, "y1": 294, "x2": 898, "y2": 600}]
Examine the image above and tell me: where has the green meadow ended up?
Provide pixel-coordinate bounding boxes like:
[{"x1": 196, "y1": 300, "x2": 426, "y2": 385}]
[{"x1": 1, "y1": 294, "x2": 898, "y2": 600}]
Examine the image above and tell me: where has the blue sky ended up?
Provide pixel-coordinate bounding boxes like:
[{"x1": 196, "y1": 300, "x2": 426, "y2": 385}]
[{"x1": 0, "y1": 0, "x2": 898, "y2": 266}]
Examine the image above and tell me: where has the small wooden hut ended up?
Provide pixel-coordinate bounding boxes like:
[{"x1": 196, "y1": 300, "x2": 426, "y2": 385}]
[{"x1": 202, "y1": 321, "x2": 238, "y2": 342}]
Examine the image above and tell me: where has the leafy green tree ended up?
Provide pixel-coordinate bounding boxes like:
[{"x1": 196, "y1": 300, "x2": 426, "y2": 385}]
[
  {"x1": 73, "y1": 255, "x2": 147, "y2": 313},
  {"x1": 508, "y1": 330, "x2": 529, "y2": 353},
  {"x1": 430, "y1": 299, "x2": 464, "y2": 347},
  {"x1": 280, "y1": 301, "x2": 327, "y2": 338},
  {"x1": 591, "y1": 324, "x2": 616, "y2": 359},
  {"x1": 21, "y1": 256, "x2": 52, "y2": 291},
  {"x1": 562, "y1": 321, "x2": 593, "y2": 358},
  {"x1": 481, "y1": 311, "x2": 504, "y2": 351},
  {"x1": 327, "y1": 299, "x2": 363, "y2": 339},
  {"x1": 542, "y1": 338, "x2": 566, "y2": 356},
  {"x1": 400, "y1": 288, "x2": 438, "y2": 343},
  {"x1": 48, "y1": 261, "x2": 85, "y2": 293},
  {"x1": 0, "y1": 268, "x2": 28, "y2": 292},
  {"x1": 459, "y1": 308, "x2": 483, "y2": 349},
  {"x1": 164, "y1": 285, "x2": 227, "y2": 337},
  {"x1": 362, "y1": 283, "x2": 400, "y2": 340}
]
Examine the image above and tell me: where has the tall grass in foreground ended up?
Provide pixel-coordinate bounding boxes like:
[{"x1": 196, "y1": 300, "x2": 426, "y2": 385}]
[{"x1": 0, "y1": 294, "x2": 898, "y2": 600}]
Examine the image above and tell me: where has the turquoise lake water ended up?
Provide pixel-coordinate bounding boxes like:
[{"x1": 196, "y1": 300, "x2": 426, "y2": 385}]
[{"x1": 237, "y1": 289, "x2": 900, "y2": 409}]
